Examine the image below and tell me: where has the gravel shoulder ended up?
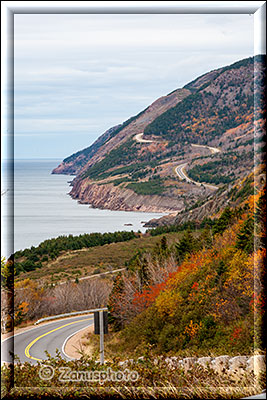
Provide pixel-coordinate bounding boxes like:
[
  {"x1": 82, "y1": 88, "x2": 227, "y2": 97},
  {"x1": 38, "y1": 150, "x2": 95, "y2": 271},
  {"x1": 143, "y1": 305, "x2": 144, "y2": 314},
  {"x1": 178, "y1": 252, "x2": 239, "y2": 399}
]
[{"x1": 64, "y1": 324, "x2": 94, "y2": 359}]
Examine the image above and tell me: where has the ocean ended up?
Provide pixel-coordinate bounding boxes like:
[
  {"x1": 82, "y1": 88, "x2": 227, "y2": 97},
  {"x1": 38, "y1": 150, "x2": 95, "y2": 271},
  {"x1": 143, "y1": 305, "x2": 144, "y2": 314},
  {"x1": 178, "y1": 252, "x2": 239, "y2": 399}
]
[{"x1": 1, "y1": 159, "x2": 165, "y2": 256}]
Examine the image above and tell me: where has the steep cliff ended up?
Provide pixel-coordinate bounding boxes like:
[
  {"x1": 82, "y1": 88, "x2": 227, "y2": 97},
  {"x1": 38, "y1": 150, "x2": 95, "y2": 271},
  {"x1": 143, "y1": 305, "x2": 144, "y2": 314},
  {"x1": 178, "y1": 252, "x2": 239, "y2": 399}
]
[{"x1": 70, "y1": 178, "x2": 184, "y2": 213}]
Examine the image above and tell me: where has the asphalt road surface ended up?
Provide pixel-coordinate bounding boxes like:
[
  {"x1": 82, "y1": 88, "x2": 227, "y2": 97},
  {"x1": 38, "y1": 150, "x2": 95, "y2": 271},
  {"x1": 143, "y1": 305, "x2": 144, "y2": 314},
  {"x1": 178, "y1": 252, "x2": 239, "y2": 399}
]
[
  {"x1": 2, "y1": 314, "x2": 93, "y2": 365},
  {"x1": 191, "y1": 143, "x2": 221, "y2": 154},
  {"x1": 175, "y1": 163, "x2": 191, "y2": 183},
  {"x1": 134, "y1": 133, "x2": 154, "y2": 143},
  {"x1": 174, "y1": 143, "x2": 221, "y2": 191},
  {"x1": 2, "y1": 317, "x2": 266, "y2": 399},
  {"x1": 135, "y1": 134, "x2": 220, "y2": 191},
  {"x1": 175, "y1": 163, "x2": 218, "y2": 190},
  {"x1": 242, "y1": 392, "x2": 266, "y2": 399}
]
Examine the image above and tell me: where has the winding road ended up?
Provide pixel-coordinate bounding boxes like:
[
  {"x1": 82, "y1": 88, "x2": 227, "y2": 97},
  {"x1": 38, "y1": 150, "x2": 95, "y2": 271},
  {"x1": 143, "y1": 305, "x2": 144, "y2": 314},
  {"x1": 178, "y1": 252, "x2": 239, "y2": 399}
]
[
  {"x1": 134, "y1": 134, "x2": 221, "y2": 190},
  {"x1": 2, "y1": 314, "x2": 93, "y2": 365},
  {"x1": 191, "y1": 143, "x2": 220, "y2": 154},
  {"x1": 134, "y1": 133, "x2": 154, "y2": 143},
  {"x1": 175, "y1": 144, "x2": 221, "y2": 191},
  {"x1": 2, "y1": 316, "x2": 265, "y2": 400},
  {"x1": 175, "y1": 162, "x2": 218, "y2": 191}
]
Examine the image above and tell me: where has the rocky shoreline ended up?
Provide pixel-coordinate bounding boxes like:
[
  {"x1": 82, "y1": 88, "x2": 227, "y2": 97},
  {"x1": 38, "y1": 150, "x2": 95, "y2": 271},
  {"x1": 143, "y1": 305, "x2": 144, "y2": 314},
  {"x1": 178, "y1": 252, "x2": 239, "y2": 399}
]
[{"x1": 69, "y1": 178, "x2": 184, "y2": 215}]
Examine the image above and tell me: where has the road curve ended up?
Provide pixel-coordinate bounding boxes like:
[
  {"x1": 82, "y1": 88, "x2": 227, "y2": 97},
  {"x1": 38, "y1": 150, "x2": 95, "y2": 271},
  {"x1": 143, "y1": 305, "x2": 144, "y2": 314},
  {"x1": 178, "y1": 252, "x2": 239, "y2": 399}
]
[
  {"x1": 175, "y1": 163, "x2": 191, "y2": 184},
  {"x1": 191, "y1": 143, "x2": 221, "y2": 154},
  {"x1": 175, "y1": 143, "x2": 221, "y2": 191},
  {"x1": 175, "y1": 163, "x2": 218, "y2": 191},
  {"x1": 134, "y1": 133, "x2": 154, "y2": 143},
  {"x1": 135, "y1": 134, "x2": 220, "y2": 190},
  {"x1": 2, "y1": 314, "x2": 93, "y2": 365}
]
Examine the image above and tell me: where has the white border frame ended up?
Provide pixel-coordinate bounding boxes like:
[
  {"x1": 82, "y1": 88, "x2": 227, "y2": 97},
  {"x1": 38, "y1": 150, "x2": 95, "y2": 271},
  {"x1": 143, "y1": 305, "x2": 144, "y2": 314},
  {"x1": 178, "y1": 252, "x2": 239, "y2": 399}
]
[{"x1": 1, "y1": 1, "x2": 266, "y2": 397}]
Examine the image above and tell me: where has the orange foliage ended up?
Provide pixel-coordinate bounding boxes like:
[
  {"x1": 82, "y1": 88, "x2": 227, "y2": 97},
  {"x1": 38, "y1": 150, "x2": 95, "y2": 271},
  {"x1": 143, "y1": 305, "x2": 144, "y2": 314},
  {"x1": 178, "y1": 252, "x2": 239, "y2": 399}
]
[
  {"x1": 184, "y1": 320, "x2": 202, "y2": 339},
  {"x1": 19, "y1": 301, "x2": 29, "y2": 312}
]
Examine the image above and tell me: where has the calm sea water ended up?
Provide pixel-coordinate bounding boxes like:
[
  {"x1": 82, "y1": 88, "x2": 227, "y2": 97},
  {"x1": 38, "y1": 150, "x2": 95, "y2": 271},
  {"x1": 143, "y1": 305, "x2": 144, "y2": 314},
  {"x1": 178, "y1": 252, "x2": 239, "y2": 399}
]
[{"x1": 1, "y1": 159, "x2": 165, "y2": 255}]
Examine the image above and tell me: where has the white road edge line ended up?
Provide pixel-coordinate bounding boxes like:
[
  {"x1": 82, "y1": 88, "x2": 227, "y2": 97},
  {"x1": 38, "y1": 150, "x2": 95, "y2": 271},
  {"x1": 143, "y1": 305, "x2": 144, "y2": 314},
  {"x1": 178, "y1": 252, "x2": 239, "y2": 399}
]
[
  {"x1": 61, "y1": 319, "x2": 94, "y2": 360},
  {"x1": 1, "y1": 314, "x2": 93, "y2": 344}
]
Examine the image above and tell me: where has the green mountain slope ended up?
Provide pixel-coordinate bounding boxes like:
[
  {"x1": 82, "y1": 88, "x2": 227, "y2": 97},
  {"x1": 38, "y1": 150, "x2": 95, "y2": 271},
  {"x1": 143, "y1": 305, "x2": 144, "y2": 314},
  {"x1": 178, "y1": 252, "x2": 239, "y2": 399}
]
[{"x1": 53, "y1": 55, "x2": 266, "y2": 217}]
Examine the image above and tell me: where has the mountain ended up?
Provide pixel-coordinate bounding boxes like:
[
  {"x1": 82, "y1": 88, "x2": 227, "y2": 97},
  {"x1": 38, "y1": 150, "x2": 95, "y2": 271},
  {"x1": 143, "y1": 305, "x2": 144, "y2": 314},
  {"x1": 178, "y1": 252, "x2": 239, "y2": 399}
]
[
  {"x1": 52, "y1": 124, "x2": 122, "y2": 175},
  {"x1": 52, "y1": 55, "x2": 265, "y2": 218},
  {"x1": 52, "y1": 88, "x2": 191, "y2": 175}
]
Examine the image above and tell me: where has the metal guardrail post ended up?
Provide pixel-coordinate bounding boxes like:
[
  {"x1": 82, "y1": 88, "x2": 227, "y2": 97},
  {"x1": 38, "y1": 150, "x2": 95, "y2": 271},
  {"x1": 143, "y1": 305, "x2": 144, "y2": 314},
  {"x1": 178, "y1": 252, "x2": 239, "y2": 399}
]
[{"x1": 99, "y1": 310, "x2": 104, "y2": 365}]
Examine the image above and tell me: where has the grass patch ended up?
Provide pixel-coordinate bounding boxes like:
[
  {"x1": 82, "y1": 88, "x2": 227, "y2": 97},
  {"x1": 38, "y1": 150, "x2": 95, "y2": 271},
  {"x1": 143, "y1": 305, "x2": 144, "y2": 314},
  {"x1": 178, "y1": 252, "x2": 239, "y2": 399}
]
[
  {"x1": 127, "y1": 178, "x2": 167, "y2": 196},
  {"x1": 15, "y1": 232, "x2": 184, "y2": 283}
]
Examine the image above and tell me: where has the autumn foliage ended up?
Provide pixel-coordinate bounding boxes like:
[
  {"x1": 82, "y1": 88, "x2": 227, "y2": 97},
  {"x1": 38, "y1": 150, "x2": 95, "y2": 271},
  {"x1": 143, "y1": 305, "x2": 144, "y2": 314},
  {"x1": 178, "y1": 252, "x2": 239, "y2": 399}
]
[{"x1": 109, "y1": 188, "x2": 265, "y2": 355}]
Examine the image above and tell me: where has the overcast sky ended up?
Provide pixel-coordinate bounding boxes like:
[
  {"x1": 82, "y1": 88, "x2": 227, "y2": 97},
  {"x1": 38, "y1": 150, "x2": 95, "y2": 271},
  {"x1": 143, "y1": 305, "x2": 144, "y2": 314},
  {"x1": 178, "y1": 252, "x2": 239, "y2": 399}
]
[{"x1": 12, "y1": 12, "x2": 254, "y2": 159}]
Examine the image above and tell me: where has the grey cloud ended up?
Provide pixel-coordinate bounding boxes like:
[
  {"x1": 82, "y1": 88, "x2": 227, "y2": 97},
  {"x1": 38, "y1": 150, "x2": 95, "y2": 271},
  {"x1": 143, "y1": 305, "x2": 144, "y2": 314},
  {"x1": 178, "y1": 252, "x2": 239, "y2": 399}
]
[{"x1": 12, "y1": 13, "x2": 254, "y2": 159}]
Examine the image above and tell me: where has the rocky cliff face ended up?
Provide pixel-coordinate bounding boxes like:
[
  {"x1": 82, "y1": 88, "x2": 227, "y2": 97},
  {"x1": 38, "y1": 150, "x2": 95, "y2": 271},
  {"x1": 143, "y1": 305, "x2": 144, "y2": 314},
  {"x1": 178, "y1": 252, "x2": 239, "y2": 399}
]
[
  {"x1": 144, "y1": 188, "x2": 231, "y2": 227},
  {"x1": 70, "y1": 178, "x2": 184, "y2": 213}
]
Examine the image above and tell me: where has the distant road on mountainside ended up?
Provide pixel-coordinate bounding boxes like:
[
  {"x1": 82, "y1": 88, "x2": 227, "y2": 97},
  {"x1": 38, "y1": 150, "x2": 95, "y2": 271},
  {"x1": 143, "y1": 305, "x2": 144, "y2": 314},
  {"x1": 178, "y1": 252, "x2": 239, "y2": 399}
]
[
  {"x1": 134, "y1": 133, "x2": 221, "y2": 190},
  {"x1": 134, "y1": 133, "x2": 154, "y2": 143}
]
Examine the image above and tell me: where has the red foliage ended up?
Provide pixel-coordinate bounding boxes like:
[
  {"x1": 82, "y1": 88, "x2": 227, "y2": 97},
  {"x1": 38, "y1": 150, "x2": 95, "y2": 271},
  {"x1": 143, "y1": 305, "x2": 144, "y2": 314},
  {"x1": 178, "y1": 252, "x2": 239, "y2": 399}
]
[
  {"x1": 132, "y1": 281, "x2": 166, "y2": 312},
  {"x1": 229, "y1": 326, "x2": 243, "y2": 343},
  {"x1": 250, "y1": 293, "x2": 265, "y2": 315}
]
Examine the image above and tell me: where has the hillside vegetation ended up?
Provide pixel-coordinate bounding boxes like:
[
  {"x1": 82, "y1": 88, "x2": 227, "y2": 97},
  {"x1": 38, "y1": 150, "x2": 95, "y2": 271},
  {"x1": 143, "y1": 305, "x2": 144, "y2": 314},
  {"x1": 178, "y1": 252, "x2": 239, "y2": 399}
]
[
  {"x1": 5, "y1": 176, "x2": 265, "y2": 357},
  {"x1": 51, "y1": 55, "x2": 265, "y2": 217},
  {"x1": 14, "y1": 231, "x2": 136, "y2": 276},
  {"x1": 144, "y1": 57, "x2": 259, "y2": 142},
  {"x1": 106, "y1": 186, "x2": 265, "y2": 358}
]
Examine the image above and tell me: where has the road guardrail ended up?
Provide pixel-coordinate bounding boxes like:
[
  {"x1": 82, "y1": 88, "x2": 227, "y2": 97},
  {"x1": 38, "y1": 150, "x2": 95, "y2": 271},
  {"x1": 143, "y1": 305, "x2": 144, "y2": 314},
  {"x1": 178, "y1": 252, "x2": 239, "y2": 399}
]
[{"x1": 34, "y1": 307, "x2": 108, "y2": 325}]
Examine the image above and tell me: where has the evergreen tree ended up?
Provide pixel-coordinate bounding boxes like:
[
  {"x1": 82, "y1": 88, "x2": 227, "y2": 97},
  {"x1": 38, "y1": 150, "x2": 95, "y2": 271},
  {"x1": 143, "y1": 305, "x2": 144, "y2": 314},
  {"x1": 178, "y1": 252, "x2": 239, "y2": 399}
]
[
  {"x1": 108, "y1": 273, "x2": 125, "y2": 330},
  {"x1": 254, "y1": 189, "x2": 266, "y2": 250},
  {"x1": 160, "y1": 236, "x2": 168, "y2": 253},
  {"x1": 175, "y1": 230, "x2": 199, "y2": 262},
  {"x1": 235, "y1": 216, "x2": 254, "y2": 254},
  {"x1": 138, "y1": 257, "x2": 149, "y2": 290},
  {"x1": 212, "y1": 207, "x2": 233, "y2": 236}
]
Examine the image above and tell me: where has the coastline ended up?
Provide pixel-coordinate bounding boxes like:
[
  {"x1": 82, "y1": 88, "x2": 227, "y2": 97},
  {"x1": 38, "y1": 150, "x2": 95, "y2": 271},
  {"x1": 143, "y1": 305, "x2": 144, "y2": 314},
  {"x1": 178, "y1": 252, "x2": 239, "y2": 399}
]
[
  {"x1": 69, "y1": 178, "x2": 184, "y2": 215},
  {"x1": 12, "y1": 160, "x2": 168, "y2": 253}
]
